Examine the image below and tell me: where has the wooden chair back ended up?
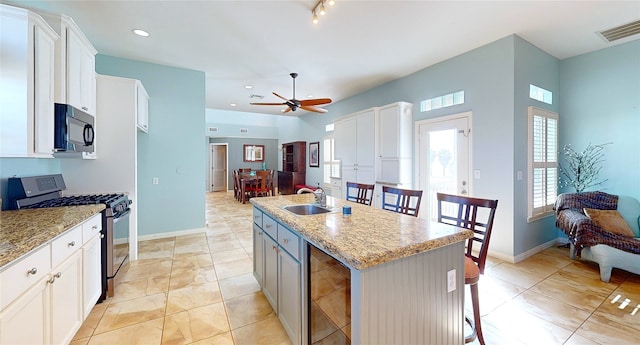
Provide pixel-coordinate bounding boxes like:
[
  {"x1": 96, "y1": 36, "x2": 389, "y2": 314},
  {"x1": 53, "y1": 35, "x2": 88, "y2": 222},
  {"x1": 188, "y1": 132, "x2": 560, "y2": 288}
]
[
  {"x1": 239, "y1": 168, "x2": 252, "y2": 173},
  {"x1": 382, "y1": 186, "x2": 423, "y2": 217},
  {"x1": 346, "y1": 182, "x2": 375, "y2": 206},
  {"x1": 436, "y1": 193, "x2": 498, "y2": 274},
  {"x1": 232, "y1": 171, "x2": 242, "y2": 201},
  {"x1": 254, "y1": 170, "x2": 271, "y2": 196}
]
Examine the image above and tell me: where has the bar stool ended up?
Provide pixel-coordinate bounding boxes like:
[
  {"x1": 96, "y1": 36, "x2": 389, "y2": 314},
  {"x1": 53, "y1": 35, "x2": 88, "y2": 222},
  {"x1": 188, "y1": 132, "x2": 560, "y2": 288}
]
[
  {"x1": 436, "y1": 192, "x2": 498, "y2": 345},
  {"x1": 345, "y1": 182, "x2": 375, "y2": 206},
  {"x1": 381, "y1": 186, "x2": 423, "y2": 217}
]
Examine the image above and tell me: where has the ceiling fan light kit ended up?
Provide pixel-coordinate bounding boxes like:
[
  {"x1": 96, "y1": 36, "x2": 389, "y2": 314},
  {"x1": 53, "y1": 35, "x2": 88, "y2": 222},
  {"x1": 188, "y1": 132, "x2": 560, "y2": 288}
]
[{"x1": 250, "y1": 73, "x2": 332, "y2": 114}]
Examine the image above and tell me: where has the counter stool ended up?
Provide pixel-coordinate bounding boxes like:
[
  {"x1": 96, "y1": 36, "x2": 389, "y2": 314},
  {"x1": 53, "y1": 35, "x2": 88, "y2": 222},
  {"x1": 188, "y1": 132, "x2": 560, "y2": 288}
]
[
  {"x1": 436, "y1": 192, "x2": 498, "y2": 345},
  {"x1": 345, "y1": 182, "x2": 375, "y2": 206},
  {"x1": 381, "y1": 186, "x2": 423, "y2": 217}
]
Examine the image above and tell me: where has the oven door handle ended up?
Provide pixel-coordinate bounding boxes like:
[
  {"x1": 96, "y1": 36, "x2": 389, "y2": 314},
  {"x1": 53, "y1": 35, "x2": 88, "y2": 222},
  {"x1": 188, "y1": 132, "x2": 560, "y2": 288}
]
[{"x1": 113, "y1": 208, "x2": 131, "y2": 222}]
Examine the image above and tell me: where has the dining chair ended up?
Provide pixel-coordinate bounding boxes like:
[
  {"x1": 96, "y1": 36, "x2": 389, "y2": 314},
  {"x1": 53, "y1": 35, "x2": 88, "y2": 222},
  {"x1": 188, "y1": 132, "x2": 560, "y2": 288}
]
[
  {"x1": 232, "y1": 170, "x2": 241, "y2": 201},
  {"x1": 252, "y1": 170, "x2": 272, "y2": 197},
  {"x1": 381, "y1": 186, "x2": 423, "y2": 217},
  {"x1": 345, "y1": 182, "x2": 375, "y2": 206},
  {"x1": 436, "y1": 192, "x2": 498, "y2": 345},
  {"x1": 239, "y1": 168, "x2": 252, "y2": 173}
]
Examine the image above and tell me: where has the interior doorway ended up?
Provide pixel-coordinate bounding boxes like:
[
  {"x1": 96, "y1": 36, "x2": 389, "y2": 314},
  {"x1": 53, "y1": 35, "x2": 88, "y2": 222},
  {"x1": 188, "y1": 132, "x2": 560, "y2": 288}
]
[
  {"x1": 210, "y1": 143, "x2": 228, "y2": 192},
  {"x1": 415, "y1": 112, "x2": 472, "y2": 221}
]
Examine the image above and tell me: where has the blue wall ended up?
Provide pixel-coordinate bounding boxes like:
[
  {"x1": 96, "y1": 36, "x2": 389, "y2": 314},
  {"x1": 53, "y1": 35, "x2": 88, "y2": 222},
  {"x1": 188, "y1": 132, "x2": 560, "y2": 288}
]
[
  {"x1": 297, "y1": 35, "x2": 519, "y2": 258},
  {"x1": 513, "y1": 36, "x2": 561, "y2": 255},
  {"x1": 96, "y1": 55, "x2": 206, "y2": 236},
  {"x1": 0, "y1": 158, "x2": 60, "y2": 209},
  {"x1": 559, "y1": 40, "x2": 640, "y2": 199}
]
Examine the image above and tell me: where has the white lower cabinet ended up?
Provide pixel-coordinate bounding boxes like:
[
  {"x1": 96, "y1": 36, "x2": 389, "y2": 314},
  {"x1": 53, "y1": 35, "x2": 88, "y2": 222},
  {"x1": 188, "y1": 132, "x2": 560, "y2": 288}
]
[
  {"x1": 82, "y1": 232, "x2": 101, "y2": 317},
  {"x1": 253, "y1": 208, "x2": 304, "y2": 345},
  {"x1": 50, "y1": 250, "x2": 83, "y2": 345},
  {"x1": 0, "y1": 213, "x2": 102, "y2": 345},
  {"x1": 0, "y1": 276, "x2": 48, "y2": 345}
]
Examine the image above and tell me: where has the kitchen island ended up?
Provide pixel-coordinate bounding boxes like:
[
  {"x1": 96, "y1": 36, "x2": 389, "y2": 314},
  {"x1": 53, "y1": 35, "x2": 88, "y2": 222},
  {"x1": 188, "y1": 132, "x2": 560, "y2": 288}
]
[{"x1": 250, "y1": 193, "x2": 473, "y2": 345}]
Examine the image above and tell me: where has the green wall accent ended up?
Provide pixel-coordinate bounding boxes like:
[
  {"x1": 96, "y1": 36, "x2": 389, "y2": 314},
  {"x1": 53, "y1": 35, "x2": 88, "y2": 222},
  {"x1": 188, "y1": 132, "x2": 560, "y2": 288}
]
[{"x1": 96, "y1": 55, "x2": 206, "y2": 236}]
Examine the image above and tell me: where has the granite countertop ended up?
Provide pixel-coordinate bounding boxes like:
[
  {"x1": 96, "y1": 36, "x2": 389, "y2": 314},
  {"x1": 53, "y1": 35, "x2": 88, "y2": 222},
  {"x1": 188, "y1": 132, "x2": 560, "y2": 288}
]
[
  {"x1": 250, "y1": 194, "x2": 473, "y2": 270},
  {"x1": 0, "y1": 205, "x2": 105, "y2": 269}
]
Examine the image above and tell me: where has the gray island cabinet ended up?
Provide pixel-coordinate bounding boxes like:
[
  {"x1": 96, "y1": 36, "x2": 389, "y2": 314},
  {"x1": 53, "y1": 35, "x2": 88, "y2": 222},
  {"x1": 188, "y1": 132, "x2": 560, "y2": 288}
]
[{"x1": 250, "y1": 194, "x2": 473, "y2": 345}]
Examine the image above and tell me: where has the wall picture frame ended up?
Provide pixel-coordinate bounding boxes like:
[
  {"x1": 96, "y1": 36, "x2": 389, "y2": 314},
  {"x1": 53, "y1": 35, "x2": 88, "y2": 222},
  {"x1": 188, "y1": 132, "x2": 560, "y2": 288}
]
[
  {"x1": 309, "y1": 141, "x2": 319, "y2": 167},
  {"x1": 243, "y1": 144, "x2": 265, "y2": 162}
]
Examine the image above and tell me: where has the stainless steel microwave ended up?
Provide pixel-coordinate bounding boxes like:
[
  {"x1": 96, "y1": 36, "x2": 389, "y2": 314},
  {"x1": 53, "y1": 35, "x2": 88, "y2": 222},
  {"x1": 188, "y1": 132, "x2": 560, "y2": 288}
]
[{"x1": 54, "y1": 103, "x2": 95, "y2": 153}]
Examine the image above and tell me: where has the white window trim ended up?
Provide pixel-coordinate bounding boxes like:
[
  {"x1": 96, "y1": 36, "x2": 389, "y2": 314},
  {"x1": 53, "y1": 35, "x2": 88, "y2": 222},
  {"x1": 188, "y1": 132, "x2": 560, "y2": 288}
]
[
  {"x1": 323, "y1": 134, "x2": 338, "y2": 188},
  {"x1": 527, "y1": 106, "x2": 558, "y2": 222}
]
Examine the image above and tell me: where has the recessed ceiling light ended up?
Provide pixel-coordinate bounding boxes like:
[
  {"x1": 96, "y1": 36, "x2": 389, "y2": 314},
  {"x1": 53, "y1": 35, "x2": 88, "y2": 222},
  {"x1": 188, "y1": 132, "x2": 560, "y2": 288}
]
[
  {"x1": 244, "y1": 85, "x2": 253, "y2": 89},
  {"x1": 230, "y1": 103, "x2": 237, "y2": 107},
  {"x1": 133, "y1": 29, "x2": 149, "y2": 37}
]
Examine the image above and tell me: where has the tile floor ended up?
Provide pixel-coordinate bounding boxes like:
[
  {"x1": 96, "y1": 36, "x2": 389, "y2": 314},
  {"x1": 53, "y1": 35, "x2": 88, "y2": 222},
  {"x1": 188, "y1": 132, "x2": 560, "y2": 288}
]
[{"x1": 71, "y1": 191, "x2": 640, "y2": 345}]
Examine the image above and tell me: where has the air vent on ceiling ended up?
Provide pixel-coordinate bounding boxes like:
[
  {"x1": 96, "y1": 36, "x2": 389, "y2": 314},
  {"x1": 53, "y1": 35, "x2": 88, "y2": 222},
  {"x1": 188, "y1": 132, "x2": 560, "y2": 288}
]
[
  {"x1": 598, "y1": 19, "x2": 640, "y2": 42},
  {"x1": 240, "y1": 128, "x2": 248, "y2": 134},
  {"x1": 208, "y1": 127, "x2": 218, "y2": 133},
  {"x1": 249, "y1": 94, "x2": 264, "y2": 99}
]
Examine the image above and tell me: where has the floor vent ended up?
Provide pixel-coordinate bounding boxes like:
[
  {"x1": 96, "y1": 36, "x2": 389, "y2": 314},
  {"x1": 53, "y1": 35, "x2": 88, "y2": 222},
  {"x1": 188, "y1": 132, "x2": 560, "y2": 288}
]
[{"x1": 598, "y1": 19, "x2": 640, "y2": 42}]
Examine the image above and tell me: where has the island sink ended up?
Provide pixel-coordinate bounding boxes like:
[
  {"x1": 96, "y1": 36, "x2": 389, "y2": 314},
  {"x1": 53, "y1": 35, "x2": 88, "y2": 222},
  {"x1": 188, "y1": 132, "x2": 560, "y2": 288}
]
[{"x1": 283, "y1": 204, "x2": 334, "y2": 215}]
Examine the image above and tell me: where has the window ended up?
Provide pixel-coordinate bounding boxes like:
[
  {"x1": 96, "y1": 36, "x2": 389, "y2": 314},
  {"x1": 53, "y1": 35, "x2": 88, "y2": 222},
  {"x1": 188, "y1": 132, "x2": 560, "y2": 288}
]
[
  {"x1": 420, "y1": 91, "x2": 464, "y2": 112},
  {"x1": 323, "y1": 135, "x2": 339, "y2": 185},
  {"x1": 529, "y1": 84, "x2": 553, "y2": 104},
  {"x1": 528, "y1": 106, "x2": 558, "y2": 221}
]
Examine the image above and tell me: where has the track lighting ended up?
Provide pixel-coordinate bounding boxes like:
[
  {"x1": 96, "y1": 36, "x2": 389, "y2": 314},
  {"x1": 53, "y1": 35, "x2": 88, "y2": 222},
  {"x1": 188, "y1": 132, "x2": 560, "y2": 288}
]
[{"x1": 311, "y1": 0, "x2": 334, "y2": 24}]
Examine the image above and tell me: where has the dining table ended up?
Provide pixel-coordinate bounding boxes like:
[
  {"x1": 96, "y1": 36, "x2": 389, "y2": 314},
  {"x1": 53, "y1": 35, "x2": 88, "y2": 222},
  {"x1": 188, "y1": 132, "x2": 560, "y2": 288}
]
[{"x1": 239, "y1": 171, "x2": 274, "y2": 204}]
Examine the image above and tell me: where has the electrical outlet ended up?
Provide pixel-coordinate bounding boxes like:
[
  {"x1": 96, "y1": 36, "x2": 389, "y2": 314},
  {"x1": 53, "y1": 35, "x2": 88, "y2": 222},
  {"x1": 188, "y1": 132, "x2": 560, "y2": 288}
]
[
  {"x1": 447, "y1": 269, "x2": 456, "y2": 292},
  {"x1": 153, "y1": 177, "x2": 159, "y2": 185}
]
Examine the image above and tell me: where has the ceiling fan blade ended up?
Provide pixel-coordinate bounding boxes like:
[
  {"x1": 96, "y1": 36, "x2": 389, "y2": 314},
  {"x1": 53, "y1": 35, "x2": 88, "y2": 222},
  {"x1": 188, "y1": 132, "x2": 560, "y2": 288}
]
[
  {"x1": 300, "y1": 105, "x2": 328, "y2": 114},
  {"x1": 250, "y1": 102, "x2": 286, "y2": 106},
  {"x1": 299, "y1": 98, "x2": 332, "y2": 106},
  {"x1": 282, "y1": 107, "x2": 292, "y2": 113},
  {"x1": 272, "y1": 92, "x2": 289, "y2": 101}
]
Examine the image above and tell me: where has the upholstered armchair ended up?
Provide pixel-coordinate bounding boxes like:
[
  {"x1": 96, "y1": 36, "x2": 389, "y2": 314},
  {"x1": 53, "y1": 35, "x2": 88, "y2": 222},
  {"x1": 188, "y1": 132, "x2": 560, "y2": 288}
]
[{"x1": 554, "y1": 191, "x2": 640, "y2": 282}]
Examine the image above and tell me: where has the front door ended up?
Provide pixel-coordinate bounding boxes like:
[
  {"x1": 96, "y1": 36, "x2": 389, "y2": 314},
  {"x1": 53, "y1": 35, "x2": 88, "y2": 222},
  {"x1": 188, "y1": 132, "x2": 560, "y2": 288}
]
[
  {"x1": 416, "y1": 112, "x2": 472, "y2": 221},
  {"x1": 210, "y1": 144, "x2": 227, "y2": 192}
]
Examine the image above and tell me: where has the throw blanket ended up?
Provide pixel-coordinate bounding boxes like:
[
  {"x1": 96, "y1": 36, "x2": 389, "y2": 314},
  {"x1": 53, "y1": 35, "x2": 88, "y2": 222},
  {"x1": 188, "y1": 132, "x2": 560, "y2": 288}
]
[{"x1": 555, "y1": 192, "x2": 640, "y2": 256}]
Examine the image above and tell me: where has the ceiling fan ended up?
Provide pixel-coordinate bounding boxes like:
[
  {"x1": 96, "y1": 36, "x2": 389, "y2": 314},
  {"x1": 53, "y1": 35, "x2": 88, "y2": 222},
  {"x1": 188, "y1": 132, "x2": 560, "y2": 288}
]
[{"x1": 250, "y1": 73, "x2": 332, "y2": 114}]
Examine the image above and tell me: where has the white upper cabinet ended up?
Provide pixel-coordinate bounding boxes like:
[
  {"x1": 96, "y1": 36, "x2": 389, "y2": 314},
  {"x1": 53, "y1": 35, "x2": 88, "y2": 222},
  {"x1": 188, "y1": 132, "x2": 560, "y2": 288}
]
[
  {"x1": 136, "y1": 81, "x2": 149, "y2": 132},
  {"x1": 334, "y1": 108, "x2": 377, "y2": 167},
  {"x1": 0, "y1": 5, "x2": 58, "y2": 158},
  {"x1": 43, "y1": 14, "x2": 97, "y2": 116},
  {"x1": 378, "y1": 102, "x2": 413, "y2": 159},
  {"x1": 66, "y1": 26, "x2": 96, "y2": 114}
]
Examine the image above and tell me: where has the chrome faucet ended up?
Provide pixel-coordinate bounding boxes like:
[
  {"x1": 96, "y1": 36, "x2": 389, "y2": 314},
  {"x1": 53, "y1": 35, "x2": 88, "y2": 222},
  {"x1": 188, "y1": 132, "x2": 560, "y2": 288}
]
[{"x1": 314, "y1": 186, "x2": 326, "y2": 207}]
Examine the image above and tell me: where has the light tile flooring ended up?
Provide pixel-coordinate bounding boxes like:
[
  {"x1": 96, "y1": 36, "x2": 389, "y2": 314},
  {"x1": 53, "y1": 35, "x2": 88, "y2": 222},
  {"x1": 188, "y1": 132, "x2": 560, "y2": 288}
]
[{"x1": 71, "y1": 191, "x2": 640, "y2": 345}]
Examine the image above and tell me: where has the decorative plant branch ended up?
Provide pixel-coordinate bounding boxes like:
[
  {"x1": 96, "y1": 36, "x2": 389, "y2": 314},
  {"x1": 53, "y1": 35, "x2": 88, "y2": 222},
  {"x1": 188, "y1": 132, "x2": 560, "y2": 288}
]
[{"x1": 559, "y1": 142, "x2": 611, "y2": 193}]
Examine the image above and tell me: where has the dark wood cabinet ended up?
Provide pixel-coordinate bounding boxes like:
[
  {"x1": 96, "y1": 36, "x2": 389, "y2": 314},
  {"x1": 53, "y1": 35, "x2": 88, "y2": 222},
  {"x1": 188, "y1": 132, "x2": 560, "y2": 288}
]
[
  {"x1": 277, "y1": 171, "x2": 306, "y2": 195},
  {"x1": 278, "y1": 141, "x2": 306, "y2": 194}
]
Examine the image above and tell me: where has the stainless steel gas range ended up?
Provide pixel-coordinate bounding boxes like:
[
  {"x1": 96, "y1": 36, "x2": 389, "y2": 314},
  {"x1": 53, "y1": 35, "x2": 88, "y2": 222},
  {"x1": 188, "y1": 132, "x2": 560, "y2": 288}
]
[{"x1": 7, "y1": 174, "x2": 131, "y2": 302}]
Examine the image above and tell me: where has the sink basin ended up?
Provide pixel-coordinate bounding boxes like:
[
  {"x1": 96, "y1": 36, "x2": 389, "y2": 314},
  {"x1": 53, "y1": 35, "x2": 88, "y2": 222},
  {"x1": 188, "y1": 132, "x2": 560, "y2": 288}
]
[{"x1": 283, "y1": 204, "x2": 333, "y2": 215}]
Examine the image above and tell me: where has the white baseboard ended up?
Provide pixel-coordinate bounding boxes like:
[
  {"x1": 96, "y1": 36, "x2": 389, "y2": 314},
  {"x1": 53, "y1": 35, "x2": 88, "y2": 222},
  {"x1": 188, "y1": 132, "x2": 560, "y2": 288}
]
[
  {"x1": 488, "y1": 238, "x2": 566, "y2": 263},
  {"x1": 115, "y1": 227, "x2": 208, "y2": 245}
]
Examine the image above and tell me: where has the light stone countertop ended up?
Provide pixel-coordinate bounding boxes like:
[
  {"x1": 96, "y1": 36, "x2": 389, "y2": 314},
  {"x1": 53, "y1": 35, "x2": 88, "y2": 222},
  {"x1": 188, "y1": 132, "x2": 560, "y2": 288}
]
[
  {"x1": 0, "y1": 205, "x2": 105, "y2": 269},
  {"x1": 250, "y1": 194, "x2": 473, "y2": 270}
]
